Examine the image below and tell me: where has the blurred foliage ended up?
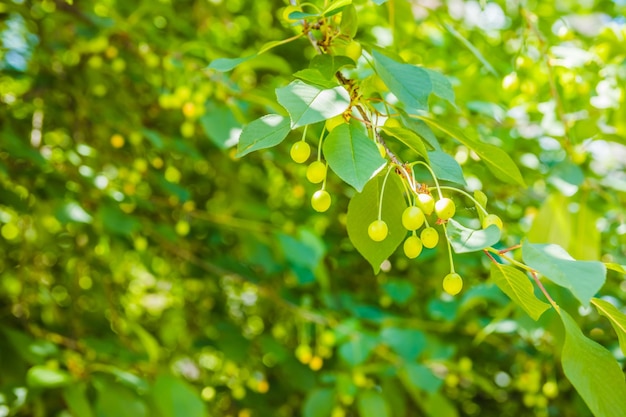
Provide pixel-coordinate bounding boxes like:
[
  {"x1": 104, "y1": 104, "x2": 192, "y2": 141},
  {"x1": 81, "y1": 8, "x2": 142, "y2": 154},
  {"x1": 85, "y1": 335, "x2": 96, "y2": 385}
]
[{"x1": 1, "y1": 0, "x2": 626, "y2": 416}]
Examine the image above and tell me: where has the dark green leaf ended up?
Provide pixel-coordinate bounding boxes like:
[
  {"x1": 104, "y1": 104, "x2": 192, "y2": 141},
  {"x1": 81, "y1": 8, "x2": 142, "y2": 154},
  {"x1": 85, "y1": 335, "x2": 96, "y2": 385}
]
[
  {"x1": 381, "y1": 327, "x2": 426, "y2": 361},
  {"x1": 236, "y1": 114, "x2": 291, "y2": 157},
  {"x1": 381, "y1": 125, "x2": 429, "y2": 162},
  {"x1": 152, "y1": 374, "x2": 206, "y2": 417},
  {"x1": 357, "y1": 390, "x2": 390, "y2": 417},
  {"x1": 338, "y1": 332, "x2": 378, "y2": 366},
  {"x1": 207, "y1": 55, "x2": 255, "y2": 72},
  {"x1": 427, "y1": 151, "x2": 466, "y2": 185},
  {"x1": 200, "y1": 102, "x2": 241, "y2": 149},
  {"x1": 303, "y1": 389, "x2": 335, "y2": 417},
  {"x1": 403, "y1": 364, "x2": 443, "y2": 393},
  {"x1": 323, "y1": 123, "x2": 387, "y2": 192},
  {"x1": 423, "y1": 68, "x2": 455, "y2": 105},
  {"x1": 346, "y1": 173, "x2": 406, "y2": 273},
  {"x1": 310, "y1": 55, "x2": 355, "y2": 79},
  {"x1": 293, "y1": 69, "x2": 338, "y2": 89},
  {"x1": 63, "y1": 384, "x2": 94, "y2": 417},
  {"x1": 373, "y1": 50, "x2": 432, "y2": 111},
  {"x1": 94, "y1": 378, "x2": 147, "y2": 417}
]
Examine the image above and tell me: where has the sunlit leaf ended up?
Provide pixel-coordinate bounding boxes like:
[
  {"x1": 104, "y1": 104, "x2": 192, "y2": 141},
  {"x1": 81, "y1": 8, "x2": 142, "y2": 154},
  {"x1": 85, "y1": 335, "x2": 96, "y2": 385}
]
[
  {"x1": 276, "y1": 80, "x2": 350, "y2": 128},
  {"x1": 236, "y1": 114, "x2": 291, "y2": 157},
  {"x1": 591, "y1": 298, "x2": 626, "y2": 356},
  {"x1": 490, "y1": 263, "x2": 551, "y2": 320}
]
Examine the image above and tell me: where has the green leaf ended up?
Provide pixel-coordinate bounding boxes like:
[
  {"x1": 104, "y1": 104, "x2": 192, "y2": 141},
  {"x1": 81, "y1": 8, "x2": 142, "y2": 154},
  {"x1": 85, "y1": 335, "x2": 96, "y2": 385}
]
[
  {"x1": 559, "y1": 309, "x2": 626, "y2": 417},
  {"x1": 400, "y1": 114, "x2": 440, "y2": 150},
  {"x1": 606, "y1": 263, "x2": 626, "y2": 274},
  {"x1": 236, "y1": 114, "x2": 291, "y2": 157},
  {"x1": 418, "y1": 117, "x2": 526, "y2": 187},
  {"x1": 338, "y1": 332, "x2": 378, "y2": 366},
  {"x1": 323, "y1": 123, "x2": 387, "y2": 192},
  {"x1": 63, "y1": 383, "x2": 94, "y2": 417},
  {"x1": 474, "y1": 190, "x2": 488, "y2": 223},
  {"x1": 346, "y1": 173, "x2": 406, "y2": 273},
  {"x1": 340, "y1": 4, "x2": 358, "y2": 38},
  {"x1": 26, "y1": 366, "x2": 72, "y2": 388},
  {"x1": 528, "y1": 193, "x2": 572, "y2": 249},
  {"x1": 522, "y1": 242, "x2": 606, "y2": 307},
  {"x1": 200, "y1": 102, "x2": 241, "y2": 149},
  {"x1": 570, "y1": 202, "x2": 600, "y2": 261},
  {"x1": 310, "y1": 55, "x2": 355, "y2": 79},
  {"x1": 490, "y1": 263, "x2": 551, "y2": 320},
  {"x1": 591, "y1": 298, "x2": 626, "y2": 356},
  {"x1": 94, "y1": 378, "x2": 147, "y2": 417},
  {"x1": 427, "y1": 151, "x2": 466, "y2": 185},
  {"x1": 303, "y1": 389, "x2": 335, "y2": 417},
  {"x1": 442, "y1": 22, "x2": 498, "y2": 76},
  {"x1": 373, "y1": 50, "x2": 432, "y2": 111},
  {"x1": 99, "y1": 203, "x2": 140, "y2": 237},
  {"x1": 382, "y1": 280, "x2": 415, "y2": 305},
  {"x1": 381, "y1": 125, "x2": 429, "y2": 162},
  {"x1": 323, "y1": 0, "x2": 352, "y2": 16},
  {"x1": 403, "y1": 364, "x2": 443, "y2": 394},
  {"x1": 423, "y1": 68, "x2": 455, "y2": 105},
  {"x1": 293, "y1": 69, "x2": 338, "y2": 89},
  {"x1": 357, "y1": 391, "x2": 390, "y2": 417},
  {"x1": 152, "y1": 374, "x2": 206, "y2": 417},
  {"x1": 380, "y1": 327, "x2": 426, "y2": 361},
  {"x1": 55, "y1": 201, "x2": 93, "y2": 224},
  {"x1": 276, "y1": 80, "x2": 350, "y2": 128},
  {"x1": 445, "y1": 219, "x2": 501, "y2": 253},
  {"x1": 207, "y1": 55, "x2": 255, "y2": 72}
]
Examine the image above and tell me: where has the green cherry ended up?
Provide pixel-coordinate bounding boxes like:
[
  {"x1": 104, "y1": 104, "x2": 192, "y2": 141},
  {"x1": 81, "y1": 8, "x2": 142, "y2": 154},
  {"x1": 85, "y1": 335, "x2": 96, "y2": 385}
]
[
  {"x1": 443, "y1": 273, "x2": 463, "y2": 295},
  {"x1": 311, "y1": 190, "x2": 331, "y2": 212},
  {"x1": 417, "y1": 193, "x2": 434, "y2": 215},
  {"x1": 368, "y1": 220, "x2": 388, "y2": 242},
  {"x1": 435, "y1": 198, "x2": 456, "y2": 220},
  {"x1": 420, "y1": 227, "x2": 439, "y2": 248},
  {"x1": 306, "y1": 161, "x2": 327, "y2": 184},
  {"x1": 291, "y1": 141, "x2": 311, "y2": 163},
  {"x1": 403, "y1": 236, "x2": 423, "y2": 259},
  {"x1": 402, "y1": 206, "x2": 425, "y2": 230},
  {"x1": 325, "y1": 114, "x2": 345, "y2": 132}
]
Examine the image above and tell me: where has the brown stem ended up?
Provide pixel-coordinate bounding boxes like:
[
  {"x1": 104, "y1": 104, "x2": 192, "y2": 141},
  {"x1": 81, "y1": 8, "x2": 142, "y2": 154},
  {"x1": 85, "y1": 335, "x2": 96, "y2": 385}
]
[
  {"x1": 498, "y1": 244, "x2": 522, "y2": 254},
  {"x1": 484, "y1": 249, "x2": 499, "y2": 264},
  {"x1": 530, "y1": 270, "x2": 559, "y2": 310}
]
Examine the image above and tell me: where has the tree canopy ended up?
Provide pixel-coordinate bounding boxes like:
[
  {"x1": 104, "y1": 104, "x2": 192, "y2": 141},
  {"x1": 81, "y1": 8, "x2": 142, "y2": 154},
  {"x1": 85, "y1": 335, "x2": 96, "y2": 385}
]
[{"x1": 1, "y1": 0, "x2": 626, "y2": 416}]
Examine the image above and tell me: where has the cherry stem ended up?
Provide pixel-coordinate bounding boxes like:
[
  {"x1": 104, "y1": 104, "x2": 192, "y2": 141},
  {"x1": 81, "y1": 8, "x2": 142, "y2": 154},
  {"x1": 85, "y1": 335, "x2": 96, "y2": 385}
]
[
  {"x1": 378, "y1": 165, "x2": 393, "y2": 220},
  {"x1": 411, "y1": 161, "x2": 442, "y2": 200},
  {"x1": 483, "y1": 249, "x2": 499, "y2": 264},
  {"x1": 435, "y1": 185, "x2": 489, "y2": 216},
  {"x1": 498, "y1": 244, "x2": 521, "y2": 254},
  {"x1": 530, "y1": 270, "x2": 559, "y2": 310},
  {"x1": 442, "y1": 223, "x2": 455, "y2": 273}
]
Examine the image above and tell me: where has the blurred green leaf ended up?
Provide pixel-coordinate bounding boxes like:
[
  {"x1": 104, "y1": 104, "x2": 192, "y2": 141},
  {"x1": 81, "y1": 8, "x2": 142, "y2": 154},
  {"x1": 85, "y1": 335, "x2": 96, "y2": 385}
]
[
  {"x1": 357, "y1": 390, "x2": 390, "y2": 417},
  {"x1": 303, "y1": 388, "x2": 335, "y2": 417},
  {"x1": 26, "y1": 366, "x2": 72, "y2": 388},
  {"x1": 381, "y1": 327, "x2": 426, "y2": 361},
  {"x1": 63, "y1": 383, "x2": 94, "y2": 417},
  {"x1": 152, "y1": 374, "x2": 206, "y2": 417}
]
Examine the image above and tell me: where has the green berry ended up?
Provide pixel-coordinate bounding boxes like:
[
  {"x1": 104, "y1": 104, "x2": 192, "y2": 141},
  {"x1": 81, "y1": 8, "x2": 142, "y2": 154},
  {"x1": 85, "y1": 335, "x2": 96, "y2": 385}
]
[
  {"x1": 417, "y1": 193, "x2": 434, "y2": 215},
  {"x1": 403, "y1": 236, "x2": 423, "y2": 259},
  {"x1": 344, "y1": 40, "x2": 362, "y2": 62},
  {"x1": 402, "y1": 206, "x2": 425, "y2": 230},
  {"x1": 482, "y1": 214, "x2": 503, "y2": 230},
  {"x1": 443, "y1": 273, "x2": 463, "y2": 295},
  {"x1": 290, "y1": 141, "x2": 311, "y2": 163},
  {"x1": 420, "y1": 227, "x2": 439, "y2": 248},
  {"x1": 368, "y1": 220, "x2": 388, "y2": 242},
  {"x1": 306, "y1": 161, "x2": 327, "y2": 184},
  {"x1": 325, "y1": 114, "x2": 345, "y2": 132},
  {"x1": 435, "y1": 198, "x2": 456, "y2": 220},
  {"x1": 311, "y1": 190, "x2": 331, "y2": 212}
]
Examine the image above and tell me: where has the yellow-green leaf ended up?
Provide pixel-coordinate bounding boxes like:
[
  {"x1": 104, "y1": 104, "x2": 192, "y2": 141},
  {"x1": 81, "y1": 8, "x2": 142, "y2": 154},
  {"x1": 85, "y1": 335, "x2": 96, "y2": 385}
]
[
  {"x1": 490, "y1": 263, "x2": 551, "y2": 320},
  {"x1": 591, "y1": 298, "x2": 626, "y2": 356}
]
